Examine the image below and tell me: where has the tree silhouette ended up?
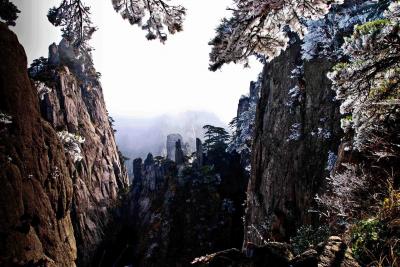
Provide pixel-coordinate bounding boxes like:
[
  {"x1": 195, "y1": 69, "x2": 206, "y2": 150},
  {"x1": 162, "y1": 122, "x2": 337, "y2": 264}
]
[
  {"x1": 0, "y1": 0, "x2": 20, "y2": 26},
  {"x1": 203, "y1": 125, "x2": 230, "y2": 153}
]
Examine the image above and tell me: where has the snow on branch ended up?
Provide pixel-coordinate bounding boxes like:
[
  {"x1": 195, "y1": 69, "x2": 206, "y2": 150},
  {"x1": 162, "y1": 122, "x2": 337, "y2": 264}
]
[
  {"x1": 209, "y1": 0, "x2": 342, "y2": 71},
  {"x1": 57, "y1": 130, "x2": 85, "y2": 163},
  {"x1": 112, "y1": 0, "x2": 186, "y2": 42}
]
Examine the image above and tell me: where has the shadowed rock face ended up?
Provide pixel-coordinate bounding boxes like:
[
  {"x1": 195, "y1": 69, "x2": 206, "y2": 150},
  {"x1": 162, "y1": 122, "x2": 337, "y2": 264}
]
[
  {"x1": 166, "y1": 133, "x2": 184, "y2": 161},
  {"x1": 196, "y1": 138, "x2": 204, "y2": 167},
  {"x1": 244, "y1": 40, "x2": 342, "y2": 244},
  {"x1": 97, "y1": 136, "x2": 248, "y2": 267},
  {"x1": 0, "y1": 24, "x2": 128, "y2": 266}
]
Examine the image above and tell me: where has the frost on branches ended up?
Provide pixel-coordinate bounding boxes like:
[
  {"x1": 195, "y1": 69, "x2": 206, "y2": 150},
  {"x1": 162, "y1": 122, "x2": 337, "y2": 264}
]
[
  {"x1": 112, "y1": 0, "x2": 186, "y2": 42},
  {"x1": 57, "y1": 131, "x2": 85, "y2": 163},
  {"x1": 228, "y1": 74, "x2": 261, "y2": 170},
  {"x1": 315, "y1": 164, "x2": 368, "y2": 219},
  {"x1": 209, "y1": 0, "x2": 342, "y2": 71},
  {"x1": 302, "y1": 0, "x2": 381, "y2": 61},
  {"x1": 328, "y1": 1, "x2": 400, "y2": 159}
]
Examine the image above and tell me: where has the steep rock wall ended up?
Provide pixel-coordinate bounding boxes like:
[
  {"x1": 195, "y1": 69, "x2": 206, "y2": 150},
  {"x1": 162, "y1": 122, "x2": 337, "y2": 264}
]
[
  {"x1": 38, "y1": 42, "x2": 129, "y2": 265},
  {"x1": 0, "y1": 24, "x2": 128, "y2": 266},
  {"x1": 244, "y1": 40, "x2": 342, "y2": 244},
  {"x1": 0, "y1": 23, "x2": 77, "y2": 267}
]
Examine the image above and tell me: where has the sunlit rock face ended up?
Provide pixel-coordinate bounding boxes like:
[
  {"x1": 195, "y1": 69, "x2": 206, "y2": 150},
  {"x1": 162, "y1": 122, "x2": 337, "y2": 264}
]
[
  {"x1": 0, "y1": 25, "x2": 128, "y2": 267},
  {"x1": 0, "y1": 23, "x2": 77, "y2": 267},
  {"x1": 38, "y1": 40, "x2": 129, "y2": 266}
]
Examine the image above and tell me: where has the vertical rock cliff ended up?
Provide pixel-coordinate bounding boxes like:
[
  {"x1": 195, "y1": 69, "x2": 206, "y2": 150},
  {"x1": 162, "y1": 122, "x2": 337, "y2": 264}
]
[
  {"x1": 0, "y1": 23, "x2": 128, "y2": 266},
  {"x1": 0, "y1": 23, "x2": 77, "y2": 267},
  {"x1": 229, "y1": 77, "x2": 261, "y2": 170},
  {"x1": 37, "y1": 41, "x2": 129, "y2": 266},
  {"x1": 243, "y1": 0, "x2": 382, "y2": 245},
  {"x1": 244, "y1": 39, "x2": 342, "y2": 244}
]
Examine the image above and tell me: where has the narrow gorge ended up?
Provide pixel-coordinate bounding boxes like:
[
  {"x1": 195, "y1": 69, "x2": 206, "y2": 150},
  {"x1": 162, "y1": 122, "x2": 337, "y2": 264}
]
[{"x1": 0, "y1": 0, "x2": 399, "y2": 266}]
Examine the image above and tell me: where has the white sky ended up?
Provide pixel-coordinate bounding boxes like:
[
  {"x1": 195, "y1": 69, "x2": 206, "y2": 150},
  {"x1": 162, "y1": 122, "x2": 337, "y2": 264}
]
[{"x1": 12, "y1": 0, "x2": 262, "y2": 123}]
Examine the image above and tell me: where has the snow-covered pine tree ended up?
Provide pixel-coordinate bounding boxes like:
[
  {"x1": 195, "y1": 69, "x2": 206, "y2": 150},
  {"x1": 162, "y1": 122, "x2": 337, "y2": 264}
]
[
  {"x1": 328, "y1": 0, "x2": 400, "y2": 159},
  {"x1": 111, "y1": 0, "x2": 186, "y2": 42},
  {"x1": 209, "y1": 0, "x2": 343, "y2": 71}
]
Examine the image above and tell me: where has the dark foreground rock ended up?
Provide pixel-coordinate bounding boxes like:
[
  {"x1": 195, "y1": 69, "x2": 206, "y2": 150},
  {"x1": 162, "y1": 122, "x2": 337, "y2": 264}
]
[
  {"x1": 192, "y1": 236, "x2": 359, "y2": 267},
  {"x1": 245, "y1": 38, "x2": 342, "y2": 243}
]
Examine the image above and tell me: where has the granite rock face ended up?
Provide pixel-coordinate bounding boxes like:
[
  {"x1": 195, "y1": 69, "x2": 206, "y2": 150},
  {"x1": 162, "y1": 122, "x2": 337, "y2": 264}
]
[
  {"x1": 244, "y1": 40, "x2": 342, "y2": 244},
  {"x1": 175, "y1": 139, "x2": 185, "y2": 165},
  {"x1": 0, "y1": 24, "x2": 128, "y2": 266},
  {"x1": 39, "y1": 40, "x2": 129, "y2": 266},
  {"x1": 229, "y1": 78, "x2": 261, "y2": 170},
  {"x1": 0, "y1": 23, "x2": 77, "y2": 267},
  {"x1": 166, "y1": 133, "x2": 184, "y2": 161}
]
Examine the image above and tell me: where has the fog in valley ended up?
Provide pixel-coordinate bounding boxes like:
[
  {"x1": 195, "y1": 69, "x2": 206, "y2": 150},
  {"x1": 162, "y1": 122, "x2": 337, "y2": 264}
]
[{"x1": 114, "y1": 111, "x2": 227, "y2": 175}]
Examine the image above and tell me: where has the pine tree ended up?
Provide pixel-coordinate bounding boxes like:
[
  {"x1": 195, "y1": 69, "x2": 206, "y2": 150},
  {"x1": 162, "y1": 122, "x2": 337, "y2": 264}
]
[
  {"x1": 209, "y1": 0, "x2": 342, "y2": 71},
  {"x1": 47, "y1": 0, "x2": 97, "y2": 82},
  {"x1": 328, "y1": 1, "x2": 400, "y2": 159},
  {"x1": 111, "y1": 0, "x2": 186, "y2": 42},
  {"x1": 0, "y1": 0, "x2": 20, "y2": 26},
  {"x1": 203, "y1": 125, "x2": 230, "y2": 153},
  {"x1": 48, "y1": 0, "x2": 96, "y2": 52}
]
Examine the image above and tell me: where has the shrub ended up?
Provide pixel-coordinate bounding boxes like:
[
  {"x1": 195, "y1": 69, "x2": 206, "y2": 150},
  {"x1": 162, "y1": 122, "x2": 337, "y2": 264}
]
[
  {"x1": 290, "y1": 225, "x2": 330, "y2": 255},
  {"x1": 350, "y1": 180, "x2": 400, "y2": 266}
]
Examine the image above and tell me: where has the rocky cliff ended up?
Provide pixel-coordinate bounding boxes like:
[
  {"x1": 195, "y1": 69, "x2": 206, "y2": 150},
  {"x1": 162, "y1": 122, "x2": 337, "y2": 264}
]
[
  {"x1": 229, "y1": 77, "x2": 261, "y2": 170},
  {"x1": 0, "y1": 22, "x2": 77, "y2": 267},
  {"x1": 244, "y1": 39, "x2": 342, "y2": 243},
  {"x1": 99, "y1": 136, "x2": 248, "y2": 266},
  {"x1": 243, "y1": 0, "x2": 383, "y2": 244},
  {"x1": 38, "y1": 40, "x2": 129, "y2": 266},
  {"x1": 0, "y1": 23, "x2": 128, "y2": 266}
]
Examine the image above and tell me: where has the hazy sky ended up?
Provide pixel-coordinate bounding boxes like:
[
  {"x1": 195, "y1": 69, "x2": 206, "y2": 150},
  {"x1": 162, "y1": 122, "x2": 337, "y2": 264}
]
[{"x1": 12, "y1": 0, "x2": 262, "y2": 123}]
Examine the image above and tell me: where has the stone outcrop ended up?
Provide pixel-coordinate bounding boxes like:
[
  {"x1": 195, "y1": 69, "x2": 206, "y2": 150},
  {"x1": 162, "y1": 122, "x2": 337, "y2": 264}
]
[
  {"x1": 192, "y1": 236, "x2": 359, "y2": 267},
  {"x1": 228, "y1": 78, "x2": 261, "y2": 170},
  {"x1": 175, "y1": 139, "x2": 185, "y2": 165},
  {"x1": 244, "y1": 38, "x2": 342, "y2": 244},
  {"x1": 166, "y1": 133, "x2": 183, "y2": 161},
  {"x1": 0, "y1": 24, "x2": 128, "y2": 266},
  {"x1": 196, "y1": 138, "x2": 204, "y2": 167}
]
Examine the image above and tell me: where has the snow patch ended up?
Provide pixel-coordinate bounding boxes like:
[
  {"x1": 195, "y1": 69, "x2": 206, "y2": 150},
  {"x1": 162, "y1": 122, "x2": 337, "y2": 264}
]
[{"x1": 57, "y1": 131, "x2": 85, "y2": 163}]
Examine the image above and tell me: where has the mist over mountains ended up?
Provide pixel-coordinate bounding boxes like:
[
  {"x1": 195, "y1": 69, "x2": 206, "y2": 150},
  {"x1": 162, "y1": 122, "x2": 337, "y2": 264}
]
[{"x1": 113, "y1": 111, "x2": 227, "y2": 175}]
